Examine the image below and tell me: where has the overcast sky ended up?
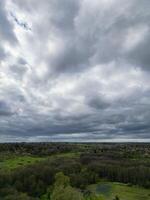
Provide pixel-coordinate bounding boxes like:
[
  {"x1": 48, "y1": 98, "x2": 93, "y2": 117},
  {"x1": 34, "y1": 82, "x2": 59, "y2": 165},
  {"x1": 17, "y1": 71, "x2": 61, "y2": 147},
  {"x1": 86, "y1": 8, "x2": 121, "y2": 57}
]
[{"x1": 0, "y1": 0, "x2": 150, "y2": 142}]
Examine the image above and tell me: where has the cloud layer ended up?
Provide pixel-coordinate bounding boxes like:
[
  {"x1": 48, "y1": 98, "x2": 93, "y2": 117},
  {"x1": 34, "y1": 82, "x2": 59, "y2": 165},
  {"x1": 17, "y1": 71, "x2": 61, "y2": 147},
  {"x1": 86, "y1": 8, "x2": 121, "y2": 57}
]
[{"x1": 0, "y1": 0, "x2": 150, "y2": 142}]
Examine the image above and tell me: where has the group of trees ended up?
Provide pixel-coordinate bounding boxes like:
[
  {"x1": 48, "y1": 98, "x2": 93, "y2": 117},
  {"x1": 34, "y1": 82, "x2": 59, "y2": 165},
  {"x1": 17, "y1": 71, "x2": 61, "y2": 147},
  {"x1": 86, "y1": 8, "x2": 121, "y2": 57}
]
[
  {"x1": 50, "y1": 172, "x2": 84, "y2": 200},
  {"x1": 40, "y1": 172, "x2": 103, "y2": 200},
  {"x1": 0, "y1": 143, "x2": 149, "y2": 199},
  {"x1": 0, "y1": 142, "x2": 80, "y2": 156},
  {"x1": 80, "y1": 152, "x2": 150, "y2": 188}
]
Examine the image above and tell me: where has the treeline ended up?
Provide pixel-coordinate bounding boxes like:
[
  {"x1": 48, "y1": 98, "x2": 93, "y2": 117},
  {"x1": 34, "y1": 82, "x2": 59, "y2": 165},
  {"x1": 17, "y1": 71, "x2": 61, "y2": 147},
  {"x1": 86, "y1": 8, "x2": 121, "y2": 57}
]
[
  {"x1": 80, "y1": 153, "x2": 150, "y2": 188},
  {"x1": 0, "y1": 142, "x2": 81, "y2": 156},
  {"x1": 0, "y1": 142, "x2": 149, "y2": 157}
]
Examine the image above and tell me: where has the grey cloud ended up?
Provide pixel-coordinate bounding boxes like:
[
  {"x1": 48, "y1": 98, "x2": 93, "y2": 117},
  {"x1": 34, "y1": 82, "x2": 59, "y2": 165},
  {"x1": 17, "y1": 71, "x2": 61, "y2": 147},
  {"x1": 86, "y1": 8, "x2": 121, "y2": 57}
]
[
  {"x1": 47, "y1": 0, "x2": 150, "y2": 76},
  {"x1": 12, "y1": 0, "x2": 150, "y2": 76},
  {"x1": 49, "y1": 0, "x2": 80, "y2": 32},
  {"x1": 87, "y1": 96, "x2": 110, "y2": 110},
  {"x1": 9, "y1": 64, "x2": 28, "y2": 78},
  {"x1": 0, "y1": 84, "x2": 26, "y2": 105},
  {"x1": 0, "y1": 0, "x2": 150, "y2": 142},
  {"x1": 0, "y1": 47, "x2": 6, "y2": 60},
  {"x1": 127, "y1": 36, "x2": 150, "y2": 71},
  {"x1": 50, "y1": 42, "x2": 91, "y2": 74},
  {"x1": 8, "y1": 57, "x2": 28, "y2": 80},
  {"x1": 0, "y1": 1, "x2": 17, "y2": 44},
  {"x1": 0, "y1": 1, "x2": 17, "y2": 68},
  {"x1": 88, "y1": 0, "x2": 150, "y2": 69},
  {"x1": 0, "y1": 100, "x2": 14, "y2": 116},
  {"x1": 18, "y1": 57, "x2": 27, "y2": 65}
]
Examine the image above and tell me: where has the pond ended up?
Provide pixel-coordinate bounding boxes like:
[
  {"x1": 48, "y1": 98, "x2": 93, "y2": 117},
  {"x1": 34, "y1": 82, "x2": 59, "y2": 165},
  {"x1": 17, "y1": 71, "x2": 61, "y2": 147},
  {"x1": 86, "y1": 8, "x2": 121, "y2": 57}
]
[{"x1": 96, "y1": 183, "x2": 112, "y2": 196}]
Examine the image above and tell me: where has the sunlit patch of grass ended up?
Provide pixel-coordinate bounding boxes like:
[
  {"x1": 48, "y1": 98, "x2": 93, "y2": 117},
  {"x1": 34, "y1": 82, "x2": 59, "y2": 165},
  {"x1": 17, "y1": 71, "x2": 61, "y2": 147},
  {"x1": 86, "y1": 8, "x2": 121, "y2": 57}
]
[
  {"x1": 88, "y1": 182, "x2": 150, "y2": 200},
  {"x1": 0, "y1": 156, "x2": 45, "y2": 171},
  {"x1": 0, "y1": 152, "x2": 80, "y2": 172}
]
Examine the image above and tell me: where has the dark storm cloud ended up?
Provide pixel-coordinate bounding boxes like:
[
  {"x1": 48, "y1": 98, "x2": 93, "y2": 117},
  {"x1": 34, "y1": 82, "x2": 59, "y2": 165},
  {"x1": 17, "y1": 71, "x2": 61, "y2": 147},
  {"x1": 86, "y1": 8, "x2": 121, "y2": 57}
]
[
  {"x1": 0, "y1": 0, "x2": 150, "y2": 142},
  {"x1": 50, "y1": 43, "x2": 92, "y2": 74},
  {"x1": 0, "y1": 100, "x2": 14, "y2": 116},
  {"x1": 87, "y1": 96, "x2": 110, "y2": 110},
  {"x1": 127, "y1": 36, "x2": 150, "y2": 71}
]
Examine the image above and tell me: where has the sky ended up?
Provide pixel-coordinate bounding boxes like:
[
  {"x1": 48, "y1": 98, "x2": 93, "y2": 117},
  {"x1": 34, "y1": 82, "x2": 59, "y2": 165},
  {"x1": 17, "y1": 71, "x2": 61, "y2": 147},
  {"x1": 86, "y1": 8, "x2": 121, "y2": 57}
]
[{"x1": 0, "y1": 0, "x2": 150, "y2": 142}]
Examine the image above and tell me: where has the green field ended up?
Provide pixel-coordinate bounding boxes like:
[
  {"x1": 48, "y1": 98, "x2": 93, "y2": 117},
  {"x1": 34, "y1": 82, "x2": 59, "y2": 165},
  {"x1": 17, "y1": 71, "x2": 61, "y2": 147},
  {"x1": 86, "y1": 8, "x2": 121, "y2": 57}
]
[
  {"x1": 0, "y1": 152, "x2": 80, "y2": 172},
  {"x1": 88, "y1": 182, "x2": 150, "y2": 200},
  {"x1": 0, "y1": 156, "x2": 46, "y2": 171}
]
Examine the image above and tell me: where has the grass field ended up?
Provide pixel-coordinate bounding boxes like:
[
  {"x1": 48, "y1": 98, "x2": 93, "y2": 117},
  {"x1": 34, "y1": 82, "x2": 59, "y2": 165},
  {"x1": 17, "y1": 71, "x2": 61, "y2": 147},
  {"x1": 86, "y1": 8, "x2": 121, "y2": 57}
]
[
  {"x1": 0, "y1": 156, "x2": 46, "y2": 171},
  {"x1": 0, "y1": 152, "x2": 80, "y2": 172},
  {"x1": 88, "y1": 182, "x2": 150, "y2": 200}
]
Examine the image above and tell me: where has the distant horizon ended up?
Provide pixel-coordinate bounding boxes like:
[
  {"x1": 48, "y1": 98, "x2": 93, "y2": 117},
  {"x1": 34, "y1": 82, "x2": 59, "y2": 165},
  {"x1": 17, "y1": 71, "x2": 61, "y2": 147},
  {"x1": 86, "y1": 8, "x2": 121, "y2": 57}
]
[{"x1": 0, "y1": 137, "x2": 150, "y2": 143}]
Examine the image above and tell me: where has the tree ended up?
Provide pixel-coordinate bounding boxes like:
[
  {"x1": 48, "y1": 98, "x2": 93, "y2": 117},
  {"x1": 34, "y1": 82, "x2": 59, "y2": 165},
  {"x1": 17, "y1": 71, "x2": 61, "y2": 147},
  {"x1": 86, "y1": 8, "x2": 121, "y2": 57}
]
[
  {"x1": 113, "y1": 195, "x2": 120, "y2": 200},
  {"x1": 51, "y1": 172, "x2": 84, "y2": 200},
  {"x1": 4, "y1": 193, "x2": 32, "y2": 200}
]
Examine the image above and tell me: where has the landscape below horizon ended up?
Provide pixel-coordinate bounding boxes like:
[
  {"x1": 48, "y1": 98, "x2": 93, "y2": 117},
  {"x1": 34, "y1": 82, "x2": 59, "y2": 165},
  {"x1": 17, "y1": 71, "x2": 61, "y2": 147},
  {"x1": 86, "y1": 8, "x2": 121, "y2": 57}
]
[{"x1": 0, "y1": 142, "x2": 149, "y2": 200}]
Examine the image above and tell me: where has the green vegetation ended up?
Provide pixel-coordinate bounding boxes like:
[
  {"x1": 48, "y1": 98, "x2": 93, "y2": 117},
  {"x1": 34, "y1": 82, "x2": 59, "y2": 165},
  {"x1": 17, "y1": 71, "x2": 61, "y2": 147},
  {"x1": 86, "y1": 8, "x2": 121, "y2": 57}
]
[
  {"x1": 0, "y1": 143, "x2": 149, "y2": 200},
  {"x1": 51, "y1": 172, "x2": 84, "y2": 200},
  {"x1": 0, "y1": 156, "x2": 45, "y2": 171},
  {"x1": 88, "y1": 182, "x2": 150, "y2": 200},
  {"x1": 0, "y1": 152, "x2": 80, "y2": 172}
]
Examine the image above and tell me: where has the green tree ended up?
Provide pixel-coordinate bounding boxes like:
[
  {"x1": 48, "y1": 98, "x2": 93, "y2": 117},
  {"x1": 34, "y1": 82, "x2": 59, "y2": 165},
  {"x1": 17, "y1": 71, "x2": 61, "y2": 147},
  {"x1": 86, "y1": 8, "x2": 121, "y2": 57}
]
[
  {"x1": 113, "y1": 195, "x2": 120, "y2": 200},
  {"x1": 51, "y1": 172, "x2": 84, "y2": 200},
  {"x1": 4, "y1": 193, "x2": 32, "y2": 200},
  {"x1": 86, "y1": 193, "x2": 104, "y2": 200}
]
